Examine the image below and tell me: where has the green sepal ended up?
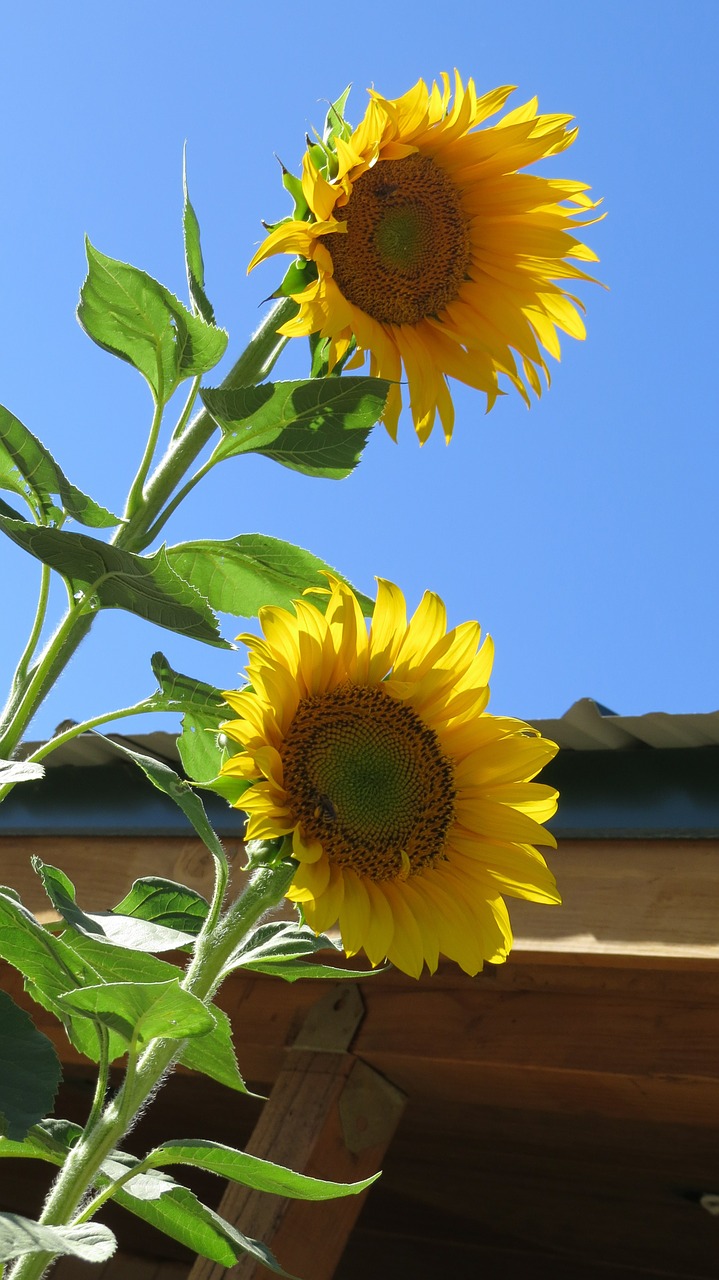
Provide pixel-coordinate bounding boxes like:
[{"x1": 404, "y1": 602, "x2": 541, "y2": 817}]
[
  {"x1": 199, "y1": 771, "x2": 251, "y2": 806},
  {"x1": 280, "y1": 166, "x2": 309, "y2": 221},
  {"x1": 309, "y1": 331, "x2": 358, "y2": 378},
  {"x1": 306, "y1": 136, "x2": 338, "y2": 181},
  {"x1": 243, "y1": 837, "x2": 289, "y2": 868},
  {"x1": 273, "y1": 256, "x2": 317, "y2": 299},
  {"x1": 323, "y1": 85, "x2": 353, "y2": 145},
  {"x1": 0, "y1": 991, "x2": 62, "y2": 1141}
]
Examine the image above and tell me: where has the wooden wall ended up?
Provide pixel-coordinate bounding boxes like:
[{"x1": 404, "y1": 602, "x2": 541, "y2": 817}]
[{"x1": 1, "y1": 834, "x2": 718, "y2": 1278}]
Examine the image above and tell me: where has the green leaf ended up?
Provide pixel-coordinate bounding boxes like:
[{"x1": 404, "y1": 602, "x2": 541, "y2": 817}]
[
  {"x1": 39, "y1": 929, "x2": 184, "y2": 1063},
  {"x1": 149, "y1": 651, "x2": 226, "y2": 715},
  {"x1": 33, "y1": 860, "x2": 198, "y2": 952},
  {"x1": 56, "y1": 932, "x2": 183, "y2": 988},
  {"x1": 57, "y1": 979, "x2": 216, "y2": 1048},
  {"x1": 143, "y1": 653, "x2": 229, "y2": 784},
  {"x1": 165, "y1": 533, "x2": 374, "y2": 618},
  {"x1": 0, "y1": 517, "x2": 229, "y2": 647},
  {"x1": 0, "y1": 992, "x2": 62, "y2": 1141},
  {"x1": 225, "y1": 920, "x2": 376, "y2": 983},
  {"x1": 100, "y1": 1151, "x2": 177, "y2": 1201},
  {"x1": 0, "y1": 759, "x2": 44, "y2": 785},
  {"x1": 183, "y1": 149, "x2": 215, "y2": 325},
  {"x1": 0, "y1": 495, "x2": 26, "y2": 521},
  {"x1": 145, "y1": 1138, "x2": 378, "y2": 1200},
  {"x1": 201, "y1": 377, "x2": 389, "y2": 478},
  {"x1": 0, "y1": 889, "x2": 105, "y2": 1062},
  {"x1": 77, "y1": 240, "x2": 227, "y2": 404},
  {"x1": 110, "y1": 1177, "x2": 291, "y2": 1274},
  {"x1": 112, "y1": 877, "x2": 209, "y2": 937},
  {"x1": 232, "y1": 920, "x2": 340, "y2": 965},
  {"x1": 0, "y1": 405, "x2": 119, "y2": 527},
  {"x1": 49, "y1": 931, "x2": 243, "y2": 1098},
  {"x1": 177, "y1": 712, "x2": 224, "y2": 786},
  {"x1": 0, "y1": 1213, "x2": 116, "y2": 1264},
  {"x1": 0, "y1": 1118, "x2": 81, "y2": 1166},
  {"x1": 177, "y1": 1004, "x2": 249, "y2": 1095},
  {"x1": 93, "y1": 735, "x2": 229, "y2": 872}
]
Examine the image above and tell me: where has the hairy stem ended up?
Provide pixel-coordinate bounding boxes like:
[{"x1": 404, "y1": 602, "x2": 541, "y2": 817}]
[
  {"x1": 112, "y1": 299, "x2": 293, "y2": 553},
  {"x1": 7, "y1": 861, "x2": 296, "y2": 1280},
  {"x1": 12, "y1": 564, "x2": 52, "y2": 689},
  {"x1": 123, "y1": 396, "x2": 165, "y2": 521},
  {"x1": 0, "y1": 298, "x2": 292, "y2": 763},
  {"x1": 0, "y1": 605, "x2": 92, "y2": 761}
]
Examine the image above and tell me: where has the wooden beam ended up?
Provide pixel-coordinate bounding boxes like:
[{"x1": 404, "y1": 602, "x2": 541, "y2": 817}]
[
  {"x1": 188, "y1": 985, "x2": 405, "y2": 1280},
  {"x1": 510, "y1": 838, "x2": 719, "y2": 958},
  {"x1": 6, "y1": 951, "x2": 718, "y2": 1128},
  {"x1": 3, "y1": 836, "x2": 718, "y2": 958}
]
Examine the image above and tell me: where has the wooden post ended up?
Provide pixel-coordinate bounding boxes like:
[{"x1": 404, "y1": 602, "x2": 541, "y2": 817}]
[{"x1": 188, "y1": 984, "x2": 406, "y2": 1280}]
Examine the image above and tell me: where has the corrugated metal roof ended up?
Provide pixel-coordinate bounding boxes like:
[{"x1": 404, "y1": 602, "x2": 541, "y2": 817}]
[
  {"x1": 532, "y1": 698, "x2": 719, "y2": 751},
  {"x1": 20, "y1": 699, "x2": 719, "y2": 767},
  {"x1": 6, "y1": 701, "x2": 719, "y2": 840}
]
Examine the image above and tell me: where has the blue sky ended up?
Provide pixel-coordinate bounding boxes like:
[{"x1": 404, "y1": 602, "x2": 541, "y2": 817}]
[{"x1": 1, "y1": 0, "x2": 717, "y2": 741}]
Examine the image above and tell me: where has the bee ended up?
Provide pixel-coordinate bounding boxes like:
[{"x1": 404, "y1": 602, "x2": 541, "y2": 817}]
[
  {"x1": 374, "y1": 182, "x2": 399, "y2": 200},
  {"x1": 313, "y1": 793, "x2": 337, "y2": 821}
]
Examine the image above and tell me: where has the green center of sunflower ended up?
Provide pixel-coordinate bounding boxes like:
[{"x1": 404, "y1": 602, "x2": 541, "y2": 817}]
[
  {"x1": 326, "y1": 153, "x2": 471, "y2": 326},
  {"x1": 280, "y1": 683, "x2": 456, "y2": 881}
]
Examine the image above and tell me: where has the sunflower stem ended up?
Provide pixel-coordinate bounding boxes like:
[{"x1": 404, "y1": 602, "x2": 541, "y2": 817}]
[
  {"x1": 7, "y1": 861, "x2": 296, "y2": 1280},
  {"x1": 0, "y1": 298, "x2": 293, "y2": 765},
  {"x1": 112, "y1": 298, "x2": 295, "y2": 554}
]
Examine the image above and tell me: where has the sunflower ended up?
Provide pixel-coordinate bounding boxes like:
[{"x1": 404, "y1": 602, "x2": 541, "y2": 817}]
[
  {"x1": 249, "y1": 71, "x2": 601, "y2": 444},
  {"x1": 219, "y1": 578, "x2": 560, "y2": 978}
]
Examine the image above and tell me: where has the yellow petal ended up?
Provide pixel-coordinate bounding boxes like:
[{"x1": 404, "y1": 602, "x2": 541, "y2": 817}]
[
  {"x1": 362, "y1": 879, "x2": 396, "y2": 966},
  {"x1": 368, "y1": 578, "x2": 408, "y2": 681},
  {"x1": 337, "y1": 869, "x2": 371, "y2": 956}
]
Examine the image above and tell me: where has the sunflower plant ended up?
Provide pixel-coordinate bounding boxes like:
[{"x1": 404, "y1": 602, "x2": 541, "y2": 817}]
[{"x1": 0, "y1": 73, "x2": 598, "y2": 1279}]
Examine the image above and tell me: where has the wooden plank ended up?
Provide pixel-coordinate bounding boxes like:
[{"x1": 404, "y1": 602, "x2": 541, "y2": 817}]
[
  {"x1": 52, "y1": 1255, "x2": 189, "y2": 1280},
  {"x1": 511, "y1": 838, "x2": 719, "y2": 957},
  {"x1": 3, "y1": 836, "x2": 718, "y2": 958},
  {"x1": 4, "y1": 953, "x2": 719, "y2": 1124},
  {"x1": 0, "y1": 836, "x2": 251, "y2": 917},
  {"x1": 188, "y1": 988, "x2": 405, "y2": 1280},
  {"x1": 6, "y1": 1062, "x2": 718, "y2": 1280}
]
